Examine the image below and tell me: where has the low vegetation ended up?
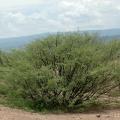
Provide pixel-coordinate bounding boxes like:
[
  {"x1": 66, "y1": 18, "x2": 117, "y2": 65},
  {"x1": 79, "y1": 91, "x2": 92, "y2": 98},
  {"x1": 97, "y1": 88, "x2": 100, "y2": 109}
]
[{"x1": 0, "y1": 33, "x2": 119, "y2": 112}]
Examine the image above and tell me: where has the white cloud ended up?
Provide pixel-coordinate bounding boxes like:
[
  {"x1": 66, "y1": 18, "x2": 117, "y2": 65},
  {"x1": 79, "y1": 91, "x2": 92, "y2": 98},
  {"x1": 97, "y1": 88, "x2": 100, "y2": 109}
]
[
  {"x1": 0, "y1": 0, "x2": 120, "y2": 37},
  {"x1": 0, "y1": 0, "x2": 43, "y2": 10}
]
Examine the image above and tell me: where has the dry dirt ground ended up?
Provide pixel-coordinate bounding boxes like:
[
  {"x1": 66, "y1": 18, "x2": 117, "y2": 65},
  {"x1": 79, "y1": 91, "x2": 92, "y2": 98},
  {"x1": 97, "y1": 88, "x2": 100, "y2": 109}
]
[{"x1": 0, "y1": 107, "x2": 119, "y2": 120}]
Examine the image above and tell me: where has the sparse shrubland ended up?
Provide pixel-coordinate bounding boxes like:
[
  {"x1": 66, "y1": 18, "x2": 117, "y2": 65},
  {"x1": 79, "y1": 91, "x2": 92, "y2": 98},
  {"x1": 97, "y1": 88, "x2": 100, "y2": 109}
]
[{"x1": 0, "y1": 33, "x2": 119, "y2": 112}]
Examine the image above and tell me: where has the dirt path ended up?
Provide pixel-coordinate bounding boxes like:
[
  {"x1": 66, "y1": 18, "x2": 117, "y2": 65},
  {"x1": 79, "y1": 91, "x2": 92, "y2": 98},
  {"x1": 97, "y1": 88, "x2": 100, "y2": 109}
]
[{"x1": 0, "y1": 106, "x2": 119, "y2": 120}]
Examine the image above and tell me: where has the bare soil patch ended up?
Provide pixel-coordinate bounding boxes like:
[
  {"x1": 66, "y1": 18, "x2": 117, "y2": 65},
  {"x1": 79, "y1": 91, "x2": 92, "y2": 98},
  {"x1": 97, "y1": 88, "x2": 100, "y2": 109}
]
[{"x1": 0, "y1": 106, "x2": 119, "y2": 120}]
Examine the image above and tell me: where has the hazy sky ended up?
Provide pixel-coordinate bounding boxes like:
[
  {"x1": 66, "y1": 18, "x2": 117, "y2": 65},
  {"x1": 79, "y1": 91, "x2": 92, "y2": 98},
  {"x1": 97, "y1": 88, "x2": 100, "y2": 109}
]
[{"x1": 0, "y1": 0, "x2": 120, "y2": 38}]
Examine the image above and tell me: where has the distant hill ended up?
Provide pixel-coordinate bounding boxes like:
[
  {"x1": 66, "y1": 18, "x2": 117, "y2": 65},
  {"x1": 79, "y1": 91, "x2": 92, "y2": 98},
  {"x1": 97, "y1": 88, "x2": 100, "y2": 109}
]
[
  {"x1": 87, "y1": 28, "x2": 120, "y2": 36},
  {"x1": 0, "y1": 29, "x2": 120, "y2": 50},
  {"x1": 86, "y1": 28, "x2": 120, "y2": 40},
  {"x1": 0, "y1": 33, "x2": 49, "y2": 50}
]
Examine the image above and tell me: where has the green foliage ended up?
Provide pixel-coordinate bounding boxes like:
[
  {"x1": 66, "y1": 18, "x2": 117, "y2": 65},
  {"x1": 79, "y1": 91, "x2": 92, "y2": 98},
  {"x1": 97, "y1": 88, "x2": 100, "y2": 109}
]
[{"x1": 0, "y1": 33, "x2": 120, "y2": 111}]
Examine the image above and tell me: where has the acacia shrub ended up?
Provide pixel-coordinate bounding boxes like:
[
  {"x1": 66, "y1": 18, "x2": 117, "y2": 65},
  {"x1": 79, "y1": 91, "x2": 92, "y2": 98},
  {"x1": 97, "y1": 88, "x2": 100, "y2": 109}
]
[{"x1": 6, "y1": 33, "x2": 120, "y2": 110}]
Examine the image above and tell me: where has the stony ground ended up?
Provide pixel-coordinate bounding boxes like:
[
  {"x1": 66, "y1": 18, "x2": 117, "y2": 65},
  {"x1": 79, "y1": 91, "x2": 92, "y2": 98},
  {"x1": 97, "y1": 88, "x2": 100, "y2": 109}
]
[{"x1": 0, "y1": 106, "x2": 119, "y2": 120}]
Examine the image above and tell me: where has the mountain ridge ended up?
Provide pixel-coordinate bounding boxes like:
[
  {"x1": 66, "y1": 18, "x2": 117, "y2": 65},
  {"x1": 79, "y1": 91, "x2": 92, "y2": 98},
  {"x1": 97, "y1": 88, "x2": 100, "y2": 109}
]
[{"x1": 0, "y1": 29, "x2": 120, "y2": 50}]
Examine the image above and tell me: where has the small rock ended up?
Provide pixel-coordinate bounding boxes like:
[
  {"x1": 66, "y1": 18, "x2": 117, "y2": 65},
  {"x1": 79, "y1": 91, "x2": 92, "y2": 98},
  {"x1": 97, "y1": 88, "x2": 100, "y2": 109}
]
[
  {"x1": 96, "y1": 114, "x2": 101, "y2": 118},
  {"x1": 106, "y1": 115, "x2": 110, "y2": 118}
]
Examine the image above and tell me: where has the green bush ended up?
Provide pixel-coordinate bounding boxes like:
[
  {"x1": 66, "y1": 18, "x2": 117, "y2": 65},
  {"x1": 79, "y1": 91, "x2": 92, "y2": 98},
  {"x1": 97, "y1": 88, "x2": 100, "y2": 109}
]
[{"x1": 3, "y1": 33, "x2": 119, "y2": 111}]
